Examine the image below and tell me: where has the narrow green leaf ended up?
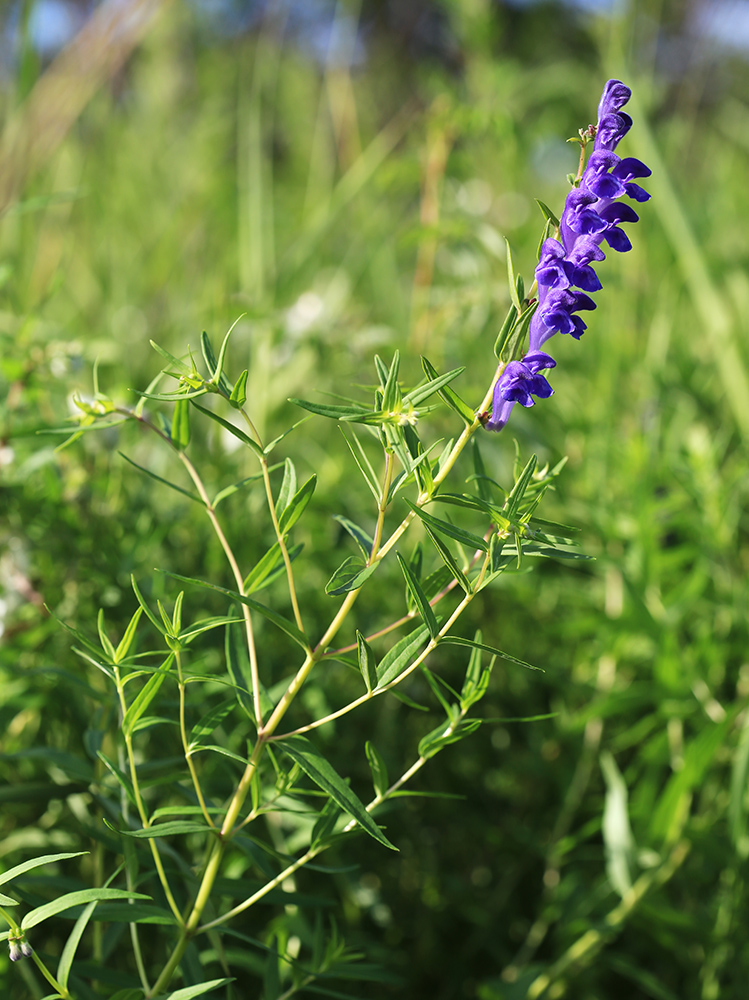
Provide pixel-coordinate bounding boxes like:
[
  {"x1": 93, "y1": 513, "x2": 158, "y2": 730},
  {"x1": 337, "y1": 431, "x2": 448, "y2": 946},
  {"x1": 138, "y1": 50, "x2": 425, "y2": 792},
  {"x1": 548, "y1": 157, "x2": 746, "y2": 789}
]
[
  {"x1": 421, "y1": 524, "x2": 471, "y2": 596},
  {"x1": 421, "y1": 357, "x2": 474, "y2": 424},
  {"x1": 122, "y1": 655, "x2": 174, "y2": 738},
  {"x1": 278, "y1": 475, "x2": 316, "y2": 534},
  {"x1": 134, "y1": 387, "x2": 209, "y2": 403},
  {"x1": 114, "y1": 607, "x2": 143, "y2": 664},
  {"x1": 374, "y1": 354, "x2": 389, "y2": 388},
  {"x1": 130, "y1": 576, "x2": 167, "y2": 635},
  {"x1": 171, "y1": 592, "x2": 184, "y2": 635},
  {"x1": 310, "y1": 798, "x2": 342, "y2": 850},
  {"x1": 403, "y1": 542, "x2": 423, "y2": 613},
  {"x1": 190, "y1": 700, "x2": 235, "y2": 745},
  {"x1": 339, "y1": 428, "x2": 381, "y2": 503},
  {"x1": 439, "y1": 635, "x2": 542, "y2": 672},
  {"x1": 396, "y1": 553, "x2": 439, "y2": 639},
  {"x1": 505, "y1": 454, "x2": 538, "y2": 519},
  {"x1": 244, "y1": 541, "x2": 303, "y2": 595},
  {"x1": 471, "y1": 440, "x2": 494, "y2": 504},
  {"x1": 225, "y1": 623, "x2": 257, "y2": 721},
  {"x1": 229, "y1": 368, "x2": 248, "y2": 409},
  {"x1": 22, "y1": 889, "x2": 151, "y2": 931},
  {"x1": 356, "y1": 631, "x2": 378, "y2": 694},
  {"x1": 178, "y1": 613, "x2": 243, "y2": 642},
  {"x1": 382, "y1": 351, "x2": 401, "y2": 412},
  {"x1": 280, "y1": 735, "x2": 397, "y2": 850},
  {"x1": 164, "y1": 571, "x2": 310, "y2": 651},
  {"x1": 325, "y1": 557, "x2": 379, "y2": 597},
  {"x1": 505, "y1": 238, "x2": 521, "y2": 313},
  {"x1": 420, "y1": 564, "x2": 454, "y2": 601},
  {"x1": 190, "y1": 745, "x2": 250, "y2": 766},
  {"x1": 263, "y1": 416, "x2": 311, "y2": 455},
  {"x1": 376, "y1": 624, "x2": 431, "y2": 688},
  {"x1": 0, "y1": 852, "x2": 87, "y2": 890},
  {"x1": 460, "y1": 632, "x2": 494, "y2": 710},
  {"x1": 536, "y1": 219, "x2": 554, "y2": 263},
  {"x1": 275, "y1": 458, "x2": 297, "y2": 520},
  {"x1": 493, "y1": 302, "x2": 519, "y2": 361},
  {"x1": 155, "y1": 978, "x2": 233, "y2": 1000},
  {"x1": 420, "y1": 664, "x2": 459, "y2": 717},
  {"x1": 119, "y1": 452, "x2": 202, "y2": 504},
  {"x1": 289, "y1": 398, "x2": 370, "y2": 421},
  {"x1": 430, "y1": 492, "x2": 500, "y2": 520},
  {"x1": 201, "y1": 329, "x2": 234, "y2": 396},
  {"x1": 404, "y1": 499, "x2": 488, "y2": 552},
  {"x1": 190, "y1": 399, "x2": 263, "y2": 456},
  {"x1": 365, "y1": 741, "x2": 389, "y2": 798},
  {"x1": 212, "y1": 470, "x2": 266, "y2": 508},
  {"x1": 57, "y1": 900, "x2": 97, "y2": 989},
  {"x1": 150, "y1": 340, "x2": 193, "y2": 377},
  {"x1": 0, "y1": 891, "x2": 17, "y2": 904},
  {"x1": 499, "y1": 299, "x2": 537, "y2": 366},
  {"x1": 418, "y1": 719, "x2": 482, "y2": 760},
  {"x1": 117, "y1": 821, "x2": 217, "y2": 840},
  {"x1": 96, "y1": 609, "x2": 116, "y2": 662},
  {"x1": 97, "y1": 750, "x2": 138, "y2": 807},
  {"x1": 333, "y1": 514, "x2": 374, "y2": 559},
  {"x1": 171, "y1": 397, "x2": 191, "y2": 451},
  {"x1": 71, "y1": 646, "x2": 115, "y2": 680},
  {"x1": 404, "y1": 365, "x2": 465, "y2": 408},
  {"x1": 535, "y1": 199, "x2": 560, "y2": 229}
]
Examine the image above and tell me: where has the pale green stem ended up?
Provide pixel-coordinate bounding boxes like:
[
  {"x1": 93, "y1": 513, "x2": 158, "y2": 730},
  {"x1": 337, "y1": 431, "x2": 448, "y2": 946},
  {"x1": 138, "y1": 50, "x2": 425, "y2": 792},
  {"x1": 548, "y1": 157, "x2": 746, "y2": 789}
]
[
  {"x1": 114, "y1": 666, "x2": 184, "y2": 925},
  {"x1": 176, "y1": 449, "x2": 264, "y2": 725},
  {"x1": 129, "y1": 918, "x2": 151, "y2": 996},
  {"x1": 176, "y1": 651, "x2": 215, "y2": 827},
  {"x1": 30, "y1": 950, "x2": 72, "y2": 999},
  {"x1": 237, "y1": 405, "x2": 307, "y2": 637},
  {"x1": 270, "y1": 555, "x2": 488, "y2": 739}
]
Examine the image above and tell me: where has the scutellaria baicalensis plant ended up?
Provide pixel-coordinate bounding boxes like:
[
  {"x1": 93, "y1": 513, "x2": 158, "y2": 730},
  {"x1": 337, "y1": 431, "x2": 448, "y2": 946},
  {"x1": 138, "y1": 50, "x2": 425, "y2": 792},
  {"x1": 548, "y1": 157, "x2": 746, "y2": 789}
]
[{"x1": 4, "y1": 80, "x2": 650, "y2": 1000}]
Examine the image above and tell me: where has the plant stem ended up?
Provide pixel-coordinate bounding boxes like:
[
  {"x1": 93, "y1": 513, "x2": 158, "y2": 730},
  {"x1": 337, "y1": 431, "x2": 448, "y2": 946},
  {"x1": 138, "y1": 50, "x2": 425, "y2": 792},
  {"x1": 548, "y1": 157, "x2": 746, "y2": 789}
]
[
  {"x1": 176, "y1": 651, "x2": 215, "y2": 827},
  {"x1": 176, "y1": 448, "x2": 266, "y2": 726}
]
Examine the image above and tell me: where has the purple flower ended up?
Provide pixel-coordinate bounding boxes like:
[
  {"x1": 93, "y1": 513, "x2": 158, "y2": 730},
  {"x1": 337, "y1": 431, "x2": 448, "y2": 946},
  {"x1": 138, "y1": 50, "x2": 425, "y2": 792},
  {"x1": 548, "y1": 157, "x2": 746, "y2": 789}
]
[
  {"x1": 485, "y1": 79, "x2": 650, "y2": 434},
  {"x1": 485, "y1": 352, "x2": 556, "y2": 431}
]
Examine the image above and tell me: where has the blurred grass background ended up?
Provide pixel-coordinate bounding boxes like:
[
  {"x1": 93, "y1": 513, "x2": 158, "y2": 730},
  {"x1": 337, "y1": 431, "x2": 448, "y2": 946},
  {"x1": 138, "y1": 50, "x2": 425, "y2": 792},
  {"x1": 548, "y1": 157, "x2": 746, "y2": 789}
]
[{"x1": 3, "y1": 0, "x2": 749, "y2": 998}]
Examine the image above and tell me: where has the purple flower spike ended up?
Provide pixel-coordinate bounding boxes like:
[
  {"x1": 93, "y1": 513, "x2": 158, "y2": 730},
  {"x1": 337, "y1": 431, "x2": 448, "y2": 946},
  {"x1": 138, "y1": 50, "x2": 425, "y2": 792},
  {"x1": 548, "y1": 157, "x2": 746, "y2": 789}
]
[{"x1": 485, "y1": 79, "x2": 649, "y2": 434}]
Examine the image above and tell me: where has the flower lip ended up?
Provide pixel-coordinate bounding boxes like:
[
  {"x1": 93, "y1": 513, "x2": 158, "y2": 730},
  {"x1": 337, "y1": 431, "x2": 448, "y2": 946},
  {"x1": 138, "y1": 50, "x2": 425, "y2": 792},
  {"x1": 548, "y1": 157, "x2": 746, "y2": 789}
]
[{"x1": 495, "y1": 353, "x2": 556, "y2": 409}]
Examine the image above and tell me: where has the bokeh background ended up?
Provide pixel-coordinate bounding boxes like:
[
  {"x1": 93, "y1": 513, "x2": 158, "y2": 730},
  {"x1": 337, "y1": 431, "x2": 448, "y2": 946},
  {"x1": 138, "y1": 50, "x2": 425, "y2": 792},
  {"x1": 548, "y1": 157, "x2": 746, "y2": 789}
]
[{"x1": 3, "y1": 1, "x2": 749, "y2": 998}]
